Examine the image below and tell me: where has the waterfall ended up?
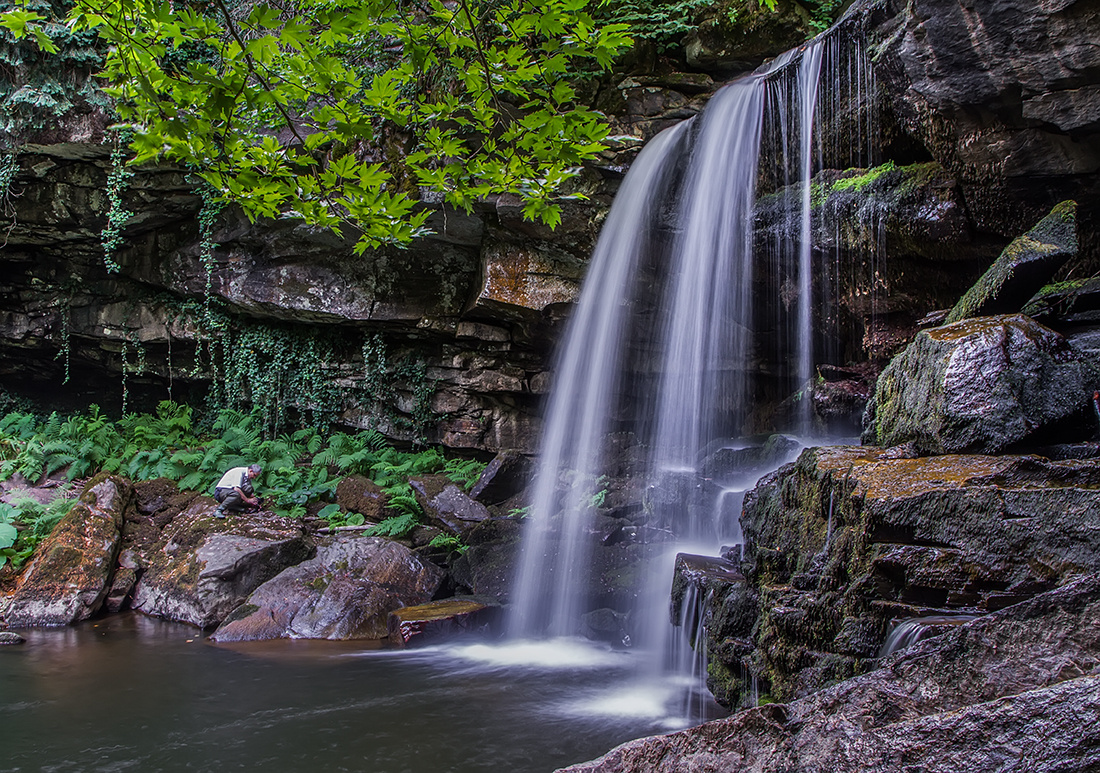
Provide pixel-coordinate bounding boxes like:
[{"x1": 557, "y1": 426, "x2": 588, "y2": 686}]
[{"x1": 509, "y1": 20, "x2": 877, "y2": 717}]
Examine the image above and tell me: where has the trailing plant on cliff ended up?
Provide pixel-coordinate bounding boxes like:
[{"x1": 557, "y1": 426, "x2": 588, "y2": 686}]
[{"x1": 4, "y1": 0, "x2": 631, "y2": 250}]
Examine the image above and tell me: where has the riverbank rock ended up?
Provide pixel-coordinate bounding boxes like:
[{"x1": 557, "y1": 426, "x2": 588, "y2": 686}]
[
  {"x1": 560, "y1": 573, "x2": 1100, "y2": 772},
  {"x1": 704, "y1": 445, "x2": 1100, "y2": 707},
  {"x1": 0, "y1": 631, "x2": 26, "y2": 644},
  {"x1": 130, "y1": 501, "x2": 313, "y2": 628},
  {"x1": 211, "y1": 535, "x2": 444, "y2": 642},
  {"x1": 0, "y1": 475, "x2": 130, "y2": 627},
  {"x1": 863, "y1": 314, "x2": 1100, "y2": 454},
  {"x1": 946, "y1": 201, "x2": 1078, "y2": 324}
]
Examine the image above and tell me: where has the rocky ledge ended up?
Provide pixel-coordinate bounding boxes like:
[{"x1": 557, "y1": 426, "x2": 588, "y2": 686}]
[{"x1": 563, "y1": 572, "x2": 1100, "y2": 772}]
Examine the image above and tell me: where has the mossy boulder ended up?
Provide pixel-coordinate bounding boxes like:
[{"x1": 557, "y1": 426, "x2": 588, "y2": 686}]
[
  {"x1": 212, "y1": 535, "x2": 444, "y2": 642},
  {"x1": 335, "y1": 475, "x2": 388, "y2": 521},
  {"x1": 863, "y1": 314, "x2": 1100, "y2": 455},
  {"x1": 0, "y1": 475, "x2": 131, "y2": 627},
  {"x1": 719, "y1": 445, "x2": 1100, "y2": 704},
  {"x1": 945, "y1": 201, "x2": 1078, "y2": 324},
  {"x1": 562, "y1": 574, "x2": 1100, "y2": 772},
  {"x1": 129, "y1": 500, "x2": 314, "y2": 629}
]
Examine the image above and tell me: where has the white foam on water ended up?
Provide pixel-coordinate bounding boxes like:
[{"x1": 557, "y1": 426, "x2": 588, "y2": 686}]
[{"x1": 449, "y1": 638, "x2": 630, "y2": 670}]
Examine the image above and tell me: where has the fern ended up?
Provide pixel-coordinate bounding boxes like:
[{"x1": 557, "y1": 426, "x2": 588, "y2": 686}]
[{"x1": 365, "y1": 511, "x2": 420, "y2": 538}]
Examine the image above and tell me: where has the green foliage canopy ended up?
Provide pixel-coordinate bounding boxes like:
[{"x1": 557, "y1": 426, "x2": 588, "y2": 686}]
[{"x1": 2, "y1": 0, "x2": 631, "y2": 250}]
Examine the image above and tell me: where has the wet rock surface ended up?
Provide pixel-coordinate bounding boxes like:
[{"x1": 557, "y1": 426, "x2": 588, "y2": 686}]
[
  {"x1": 866, "y1": 0, "x2": 1100, "y2": 237},
  {"x1": 386, "y1": 597, "x2": 498, "y2": 647},
  {"x1": 946, "y1": 201, "x2": 1078, "y2": 324},
  {"x1": 448, "y1": 517, "x2": 523, "y2": 602},
  {"x1": 0, "y1": 475, "x2": 130, "y2": 627},
  {"x1": 864, "y1": 314, "x2": 1100, "y2": 454},
  {"x1": 562, "y1": 573, "x2": 1100, "y2": 772},
  {"x1": 129, "y1": 502, "x2": 314, "y2": 629},
  {"x1": 705, "y1": 445, "x2": 1100, "y2": 707},
  {"x1": 212, "y1": 535, "x2": 443, "y2": 641}
]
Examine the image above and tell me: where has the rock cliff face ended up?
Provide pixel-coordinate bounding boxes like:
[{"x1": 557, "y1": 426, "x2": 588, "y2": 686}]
[{"x1": 866, "y1": 0, "x2": 1100, "y2": 241}]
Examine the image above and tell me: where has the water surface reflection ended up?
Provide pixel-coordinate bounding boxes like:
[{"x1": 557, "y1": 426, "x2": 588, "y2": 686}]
[{"x1": 0, "y1": 614, "x2": 696, "y2": 773}]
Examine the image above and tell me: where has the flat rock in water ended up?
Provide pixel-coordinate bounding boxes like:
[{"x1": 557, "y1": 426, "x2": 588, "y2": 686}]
[
  {"x1": 212, "y1": 535, "x2": 444, "y2": 642},
  {"x1": 387, "y1": 598, "x2": 496, "y2": 647},
  {"x1": 1, "y1": 476, "x2": 130, "y2": 627},
  {"x1": 130, "y1": 501, "x2": 313, "y2": 629},
  {"x1": 0, "y1": 631, "x2": 25, "y2": 644}
]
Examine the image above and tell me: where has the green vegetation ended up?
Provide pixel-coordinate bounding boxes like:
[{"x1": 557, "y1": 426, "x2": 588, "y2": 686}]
[
  {"x1": 0, "y1": 401, "x2": 487, "y2": 543},
  {"x1": 830, "y1": 161, "x2": 897, "y2": 194},
  {"x1": 0, "y1": 496, "x2": 76, "y2": 570},
  {"x1": 2, "y1": 0, "x2": 632, "y2": 251}
]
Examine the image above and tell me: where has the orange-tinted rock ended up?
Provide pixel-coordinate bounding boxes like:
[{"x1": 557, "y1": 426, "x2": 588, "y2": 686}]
[
  {"x1": 386, "y1": 598, "x2": 497, "y2": 647},
  {"x1": 1, "y1": 475, "x2": 131, "y2": 627}
]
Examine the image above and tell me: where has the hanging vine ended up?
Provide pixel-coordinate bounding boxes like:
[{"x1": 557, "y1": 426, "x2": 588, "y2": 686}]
[
  {"x1": 196, "y1": 181, "x2": 223, "y2": 314},
  {"x1": 101, "y1": 128, "x2": 134, "y2": 274},
  {"x1": 53, "y1": 292, "x2": 71, "y2": 384}
]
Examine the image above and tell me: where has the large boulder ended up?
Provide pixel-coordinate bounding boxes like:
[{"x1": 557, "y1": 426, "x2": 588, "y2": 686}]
[
  {"x1": 561, "y1": 573, "x2": 1100, "y2": 772},
  {"x1": 335, "y1": 475, "x2": 388, "y2": 521},
  {"x1": 708, "y1": 446, "x2": 1100, "y2": 706},
  {"x1": 0, "y1": 475, "x2": 131, "y2": 627},
  {"x1": 211, "y1": 535, "x2": 444, "y2": 641},
  {"x1": 409, "y1": 475, "x2": 491, "y2": 536},
  {"x1": 863, "y1": 314, "x2": 1100, "y2": 454},
  {"x1": 946, "y1": 201, "x2": 1078, "y2": 324},
  {"x1": 130, "y1": 501, "x2": 313, "y2": 628}
]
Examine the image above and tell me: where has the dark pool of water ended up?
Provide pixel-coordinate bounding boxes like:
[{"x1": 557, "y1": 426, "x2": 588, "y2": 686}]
[{"x1": 0, "y1": 614, "x2": 706, "y2": 773}]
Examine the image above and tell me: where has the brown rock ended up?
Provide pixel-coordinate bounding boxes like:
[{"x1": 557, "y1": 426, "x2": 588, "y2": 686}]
[
  {"x1": 1, "y1": 475, "x2": 131, "y2": 627},
  {"x1": 335, "y1": 475, "x2": 388, "y2": 521},
  {"x1": 212, "y1": 535, "x2": 444, "y2": 642},
  {"x1": 387, "y1": 597, "x2": 498, "y2": 647}
]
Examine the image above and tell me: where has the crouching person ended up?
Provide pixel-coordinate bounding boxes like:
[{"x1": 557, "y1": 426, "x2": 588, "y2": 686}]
[{"x1": 213, "y1": 463, "x2": 262, "y2": 519}]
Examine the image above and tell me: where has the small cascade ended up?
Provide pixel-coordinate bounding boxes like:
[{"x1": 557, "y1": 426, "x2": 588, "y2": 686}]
[
  {"x1": 669, "y1": 583, "x2": 718, "y2": 723},
  {"x1": 879, "y1": 615, "x2": 980, "y2": 658}
]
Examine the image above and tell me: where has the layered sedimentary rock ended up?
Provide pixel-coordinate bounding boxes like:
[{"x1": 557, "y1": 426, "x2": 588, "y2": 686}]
[
  {"x1": 697, "y1": 446, "x2": 1100, "y2": 706},
  {"x1": 563, "y1": 573, "x2": 1100, "y2": 772}
]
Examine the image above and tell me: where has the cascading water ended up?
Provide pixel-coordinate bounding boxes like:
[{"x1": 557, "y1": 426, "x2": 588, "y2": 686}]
[{"x1": 509, "y1": 19, "x2": 877, "y2": 725}]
